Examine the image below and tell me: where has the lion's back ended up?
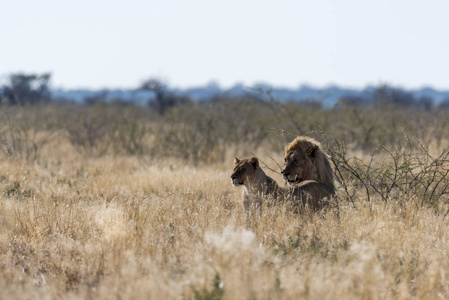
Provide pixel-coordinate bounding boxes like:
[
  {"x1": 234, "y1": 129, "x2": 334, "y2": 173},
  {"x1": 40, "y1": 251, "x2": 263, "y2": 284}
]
[{"x1": 287, "y1": 180, "x2": 335, "y2": 210}]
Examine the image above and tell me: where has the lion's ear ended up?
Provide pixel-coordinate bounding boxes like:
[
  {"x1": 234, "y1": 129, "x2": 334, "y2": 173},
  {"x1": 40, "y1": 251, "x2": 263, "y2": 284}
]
[
  {"x1": 234, "y1": 157, "x2": 240, "y2": 164},
  {"x1": 249, "y1": 157, "x2": 259, "y2": 169},
  {"x1": 306, "y1": 145, "x2": 319, "y2": 160}
]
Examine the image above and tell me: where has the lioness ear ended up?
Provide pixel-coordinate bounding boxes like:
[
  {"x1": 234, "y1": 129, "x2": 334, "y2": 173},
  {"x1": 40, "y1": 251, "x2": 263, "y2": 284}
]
[
  {"x1": 249, "y1": 157, "x2": 259, "y2": 169},
  {"x1": 234, "y1": 157, "x2": 240, "y2": 164},
  {"x1": 306, "y1": 145, "x2": 319, "y2": 160}
]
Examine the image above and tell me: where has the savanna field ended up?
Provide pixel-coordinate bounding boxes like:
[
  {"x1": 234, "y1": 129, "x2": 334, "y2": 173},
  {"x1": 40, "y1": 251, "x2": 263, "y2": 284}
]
[{"x1": 1, "y1": 100, "x2": 449, "y2": 299}]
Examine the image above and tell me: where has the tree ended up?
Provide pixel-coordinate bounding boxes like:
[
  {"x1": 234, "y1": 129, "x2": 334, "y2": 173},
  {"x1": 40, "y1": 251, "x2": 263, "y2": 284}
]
[
  {"x1": 1, "y1": 73, "x2": 51, "y2": 105},
  {"x1": 417, "y1": 96, "x2": 433, "y2": 111},
  {"x1": 139, "y1": 78, "x2": 191, "y2": 115},
  {"x1": 374, "y1": 85, "x2": 416, "y2": 108}
]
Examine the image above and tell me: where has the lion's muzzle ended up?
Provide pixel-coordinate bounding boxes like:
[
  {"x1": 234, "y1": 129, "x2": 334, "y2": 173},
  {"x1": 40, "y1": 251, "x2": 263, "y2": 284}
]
[
  {"x1": 281, "y1": 169, "x2": 302, "y2": 185},
  {"x1": 231, "y1": 174, "x2": 243, "y2": 187}
]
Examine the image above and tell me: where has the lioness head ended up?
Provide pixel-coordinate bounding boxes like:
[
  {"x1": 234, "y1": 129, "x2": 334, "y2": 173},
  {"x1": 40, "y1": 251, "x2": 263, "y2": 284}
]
[
  {"x1": 282, "y1": 144, "x2": 318, "y2": 185},
  {"x1": 231, "y1": 157, "x2": 259, "y2": 187}
]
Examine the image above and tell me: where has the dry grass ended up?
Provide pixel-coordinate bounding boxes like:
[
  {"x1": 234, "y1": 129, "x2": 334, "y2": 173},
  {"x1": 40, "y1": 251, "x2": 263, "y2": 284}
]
[
  {"x1": 1, "y1": 103, "x2": 449, "y2": 299},
  {"x1": 0, "y1": 135, "x2": 448, "y2": 300}
]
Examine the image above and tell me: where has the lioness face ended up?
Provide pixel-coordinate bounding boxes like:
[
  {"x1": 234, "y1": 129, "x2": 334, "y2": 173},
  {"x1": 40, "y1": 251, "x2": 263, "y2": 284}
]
[
  {"x1": 231, "y1": 157, "x2": 258, "y2": 187},
  {"x1": 282, "y1": 150, "x2": 314, "y2": 185}
]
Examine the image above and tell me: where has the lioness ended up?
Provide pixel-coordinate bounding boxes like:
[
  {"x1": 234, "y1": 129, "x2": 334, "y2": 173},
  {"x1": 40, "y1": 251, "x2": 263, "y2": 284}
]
[
  {"x1": 231, "y1": 157, "x2": 278, "y2": 217},
  {"x1": 282, "y1": 136, "x2": 335, "y2": 190},
  {"x1": 231, "y1": 157, "x2": 335, "y2": 216}
]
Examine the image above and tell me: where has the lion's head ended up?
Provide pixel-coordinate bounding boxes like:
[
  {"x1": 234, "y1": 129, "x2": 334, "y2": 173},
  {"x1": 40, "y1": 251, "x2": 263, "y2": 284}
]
[
  {"x1": 282, "y1": 136, "x2": 335, "y2": 189},
  {"x1": 231, "y1": 157, "x2": 259, "y2": 187},
  {"x1": 282, "y1": 146, "x2": 317, "y2": 185}
]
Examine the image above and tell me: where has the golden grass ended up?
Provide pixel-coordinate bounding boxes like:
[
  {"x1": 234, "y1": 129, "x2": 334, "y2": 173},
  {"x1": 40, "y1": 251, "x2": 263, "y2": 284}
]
[{"x1": 0, "y1": 146, "x2": 448, "y2": 300}]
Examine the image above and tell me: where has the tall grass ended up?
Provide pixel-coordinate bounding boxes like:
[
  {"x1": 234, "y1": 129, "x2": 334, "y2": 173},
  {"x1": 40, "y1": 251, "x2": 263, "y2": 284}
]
[{"x1": 0, "y1": 102, "x2": 448, "y2": 299}]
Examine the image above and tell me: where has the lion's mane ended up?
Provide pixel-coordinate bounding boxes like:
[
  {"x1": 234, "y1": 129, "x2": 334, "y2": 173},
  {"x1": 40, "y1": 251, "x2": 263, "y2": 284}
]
[{"x1": 285, "y1": 136, "x2": 335, "y2": 190}]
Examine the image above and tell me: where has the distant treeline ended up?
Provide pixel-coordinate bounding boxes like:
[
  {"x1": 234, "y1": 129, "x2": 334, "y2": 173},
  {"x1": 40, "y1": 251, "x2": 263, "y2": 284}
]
[{"x1": 2, "y1": 72, "x2": 449, "y2": 110}]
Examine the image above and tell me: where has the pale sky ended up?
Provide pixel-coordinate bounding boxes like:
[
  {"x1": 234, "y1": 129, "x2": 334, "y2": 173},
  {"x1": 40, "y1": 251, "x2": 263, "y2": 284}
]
[{"x1": 2, "y1": 0, "x2": 449, "y2": 89}]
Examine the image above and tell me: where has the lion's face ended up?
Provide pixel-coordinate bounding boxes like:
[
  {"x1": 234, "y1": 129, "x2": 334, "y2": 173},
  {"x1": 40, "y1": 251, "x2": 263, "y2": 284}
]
[
  {"x1": 282, "y1": 150, "x2": 315, "y2": 185},
  {"x1": 231, "y1": 157, "x2": 259, "y2": 187}
]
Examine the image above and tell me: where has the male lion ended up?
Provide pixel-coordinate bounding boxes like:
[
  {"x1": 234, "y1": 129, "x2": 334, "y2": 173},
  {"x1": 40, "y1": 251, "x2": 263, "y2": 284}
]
[
  {"x1": 231, "y1": 157, "x2": 334, "y2": 217},
  {"x1": 282, "y1": 136, "x2": 335, "y2": 190}
]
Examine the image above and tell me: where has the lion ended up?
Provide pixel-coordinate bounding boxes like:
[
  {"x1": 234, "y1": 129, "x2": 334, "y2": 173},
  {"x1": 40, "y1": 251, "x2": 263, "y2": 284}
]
[
  {"x1": 231, "y1": 157, "x2": 335, "y2": 217},
  {"x1": 282, "y1": 136, "x2": 335, "y2": 190},
  {"x1": 231, "y1": 157, "x2": 278, "y2": 217}
]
